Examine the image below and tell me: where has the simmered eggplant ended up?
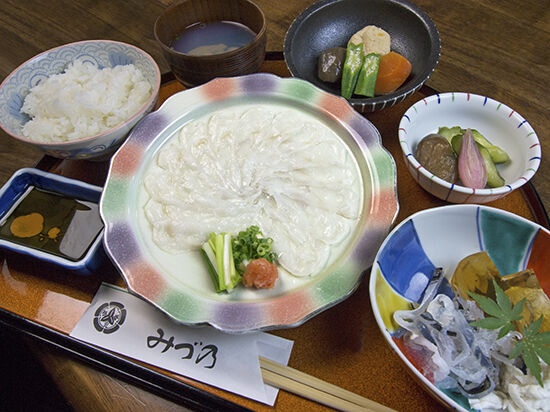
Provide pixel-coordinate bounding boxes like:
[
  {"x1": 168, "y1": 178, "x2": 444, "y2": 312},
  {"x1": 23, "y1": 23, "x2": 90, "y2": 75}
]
[
  {"x1": 317, "y1": 47, "x2": 346, "y2": 83},
  {"x1": 415, "y1": 133, "x2": 458, "y2": 183}
]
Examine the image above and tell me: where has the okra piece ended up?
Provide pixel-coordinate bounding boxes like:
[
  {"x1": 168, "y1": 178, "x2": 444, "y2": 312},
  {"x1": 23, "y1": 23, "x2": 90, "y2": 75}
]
[
  {"x1": 354, "y1": 53, "x2": 380, "y2": 97},
  {"x1": 341, "y1": 42, "x2": 364, "y2": 99}
]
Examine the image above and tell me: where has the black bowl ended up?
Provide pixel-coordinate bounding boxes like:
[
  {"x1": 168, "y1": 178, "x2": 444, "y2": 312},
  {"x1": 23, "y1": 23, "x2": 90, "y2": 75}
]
[{"x1": 284, "y1": 0, "x2": 440, "y2": 112}]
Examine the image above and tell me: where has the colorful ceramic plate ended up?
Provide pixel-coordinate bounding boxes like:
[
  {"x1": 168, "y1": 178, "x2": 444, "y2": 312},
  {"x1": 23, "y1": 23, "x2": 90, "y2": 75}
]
[
  {"x1": 370, "y1": 204, "x2": 550, "y2": 410},
  {"x1": 101, "y1": 73, "x2": 398, "y2": 333}
]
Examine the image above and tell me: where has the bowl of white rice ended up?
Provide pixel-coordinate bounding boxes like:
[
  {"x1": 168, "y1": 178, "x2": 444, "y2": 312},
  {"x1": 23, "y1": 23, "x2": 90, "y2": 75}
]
[{"x1": 0, "y1": 40, "x2": 161, "y2": 159}]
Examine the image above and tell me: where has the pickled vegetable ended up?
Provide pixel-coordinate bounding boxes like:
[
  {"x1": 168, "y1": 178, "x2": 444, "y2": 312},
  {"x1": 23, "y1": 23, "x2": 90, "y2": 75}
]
[
  {"x1": 414, "y1": 133, "x2": 458, "y2": 183},
  {"x1": 471, "y1": 129, "x2": 510, "y2": 164},
  {"x1": 441, "y1": 126, "x2": 510, "y2": 164},
  {"x1": 451, "y1": 132, "x2": 506, "y2": 188},
  {"x1": 438, "y1": 126, "x2": 462, "y2": 142},
  {"x1": 317, "y1": 47, "x2": 346, "y2": 83},
  {"x1": 458, "y1": 129, "x2": 487, "y2": 189},
  {"x1": 479, "y1": 146, "x2": 505, "y2": 187},
  {"x1": 450, "y1": 133, "x2": 462, "y2": 154}
]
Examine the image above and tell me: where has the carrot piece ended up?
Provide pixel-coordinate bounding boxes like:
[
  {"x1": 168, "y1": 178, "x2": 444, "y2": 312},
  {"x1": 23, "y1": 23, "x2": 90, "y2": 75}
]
[{"x1": 374, "y1": 51, "x2": 412, "y2": 95}]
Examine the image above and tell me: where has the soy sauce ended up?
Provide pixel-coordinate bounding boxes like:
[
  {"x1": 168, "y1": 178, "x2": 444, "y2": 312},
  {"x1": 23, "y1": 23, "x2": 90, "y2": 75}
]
[
  {"x1": 171, "y1": 20, "x2": 256, "y2": 56},
  {"x1": 0, "y1": 187, "x2": 103, "y2": 261}
]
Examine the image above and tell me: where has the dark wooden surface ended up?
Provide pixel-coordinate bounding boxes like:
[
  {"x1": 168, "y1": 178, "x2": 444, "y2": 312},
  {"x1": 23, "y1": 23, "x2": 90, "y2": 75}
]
[
  {"x1": 1, "y1": 0, "x2": 549, "y2": 211},
  {"x1": 0, "y1": 1, "x2": 549, "y2": 411}
]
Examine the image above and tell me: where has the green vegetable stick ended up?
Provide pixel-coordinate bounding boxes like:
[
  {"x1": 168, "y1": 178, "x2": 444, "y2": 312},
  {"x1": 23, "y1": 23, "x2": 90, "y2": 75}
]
[
  {"x1": 226, "y1": 234, "x2": 241, "y2": 291},
  {"x1": 200, "y1": 245, "x2": 224, "y2": 293},
  {"x1": 341, "y1": 42, "x2": 365, "y2": 99},
  {"x1": 207, "y1": 234, "x2": 225, "y2": 291},
  {"x1": 202, "y1": 232, "x2": 242, "y2": 293},
  {"x1": 214, "y1": 233, "x2": 226, "y2": 291},
  {"x1": 354, "y1": 53, "x2": 380, "y2": 97},
  {"x1": 222, "y1": 234, "x2": 231, "y2": 289},
  {"x1": 223, "y1": 233, "x2": 242, "y2": 291}
]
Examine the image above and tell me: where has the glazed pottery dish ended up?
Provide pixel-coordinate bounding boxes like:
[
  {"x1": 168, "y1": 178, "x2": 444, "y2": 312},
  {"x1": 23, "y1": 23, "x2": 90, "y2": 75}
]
[
  {"x1": 100, "y1": 73, "x2": 399, "y2": 333},
  {"x1": 0, "y1": 40, "x2": 161, "y2": 159},
  {"x1": 370, "y1": 205, "x2": 550, "y2": 411},
  {"x1": 284, "y1": 0, "x2": 440, "y2": 112},
  {"x1": 399, "y1": 92, "x2": 541, "y2": 203}
]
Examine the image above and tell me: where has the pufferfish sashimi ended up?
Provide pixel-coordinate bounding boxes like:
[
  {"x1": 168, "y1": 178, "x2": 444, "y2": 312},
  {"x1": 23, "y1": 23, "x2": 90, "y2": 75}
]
[{"x1": 143, "y1": 104, "x2": 363, "y2": 277}]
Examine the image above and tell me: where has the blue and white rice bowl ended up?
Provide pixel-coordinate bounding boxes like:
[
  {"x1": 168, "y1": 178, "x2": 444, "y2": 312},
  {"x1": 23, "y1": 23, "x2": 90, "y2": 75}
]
[{"x1": 0, "y1": 40, "x2": 161, "y2": 159}]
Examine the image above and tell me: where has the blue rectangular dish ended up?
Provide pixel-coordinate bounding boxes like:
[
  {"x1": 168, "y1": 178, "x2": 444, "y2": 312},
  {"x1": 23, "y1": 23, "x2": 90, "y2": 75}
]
[{"x1": 0, "y1": 168, "x2": 106, "y2": 275}]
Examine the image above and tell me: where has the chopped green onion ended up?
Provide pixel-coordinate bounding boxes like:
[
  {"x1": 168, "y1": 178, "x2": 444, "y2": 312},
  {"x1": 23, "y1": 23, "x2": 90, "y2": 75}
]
[
  {"x1": 232, "y1": 225, "x2": 277, "y2": 275},
  {"x1": 200, "y1": 226, "x2": 278, "y2": 292}
]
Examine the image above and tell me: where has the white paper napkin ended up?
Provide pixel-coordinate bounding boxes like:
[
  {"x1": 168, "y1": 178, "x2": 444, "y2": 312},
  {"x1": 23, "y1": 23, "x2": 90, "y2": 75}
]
[{"x1": 70, "y1": 283, "x2": 293, "y2": 405}]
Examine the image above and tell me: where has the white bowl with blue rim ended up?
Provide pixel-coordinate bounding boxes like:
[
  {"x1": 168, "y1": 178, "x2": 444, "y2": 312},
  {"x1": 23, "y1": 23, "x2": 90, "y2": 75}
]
[
  {"x1": 369, "y1": 204, "x2": 550, "y2": 411},
  {"x1": 0, "y1": 40, "x2": 161, "y2": 160},
  {"x1": 0, "y1": 168, "x2": 107, "y2": 275},
  {"x1": 399, "y1": 92, "x2": 541, "y2": 203}
]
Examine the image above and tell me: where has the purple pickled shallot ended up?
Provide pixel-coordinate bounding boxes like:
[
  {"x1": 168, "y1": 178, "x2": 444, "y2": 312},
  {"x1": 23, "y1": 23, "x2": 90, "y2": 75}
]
[{"x1": 458, "y1": 129, "x2": 487, "y2": 189}]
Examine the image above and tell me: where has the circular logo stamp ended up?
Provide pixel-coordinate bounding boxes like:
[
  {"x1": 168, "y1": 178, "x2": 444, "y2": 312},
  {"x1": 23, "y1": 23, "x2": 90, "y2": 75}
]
[{"x1": 93, "y1": 301, "x2": 127, "y2": 334}]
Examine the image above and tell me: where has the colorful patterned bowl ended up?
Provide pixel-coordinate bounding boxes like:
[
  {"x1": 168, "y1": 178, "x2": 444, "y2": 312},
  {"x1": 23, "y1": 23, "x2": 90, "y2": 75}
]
[
  {"x1": 399, "y1": 92, "x2": 541, "y2": 203},
  {"x1": 370, "y1": 204, "x2": 550, "y2": 411},
  {"x1": 100, "y1": 73, "x2": 399, "y2": 333},
  {"x1": 0, "y1": 40, "x2": 161, "y2": 159}
]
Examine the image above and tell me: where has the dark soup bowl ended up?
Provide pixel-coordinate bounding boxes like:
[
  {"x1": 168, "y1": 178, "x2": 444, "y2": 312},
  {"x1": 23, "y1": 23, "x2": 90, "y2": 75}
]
[
  {"x1": 284, "y1": 0, "x2": 440, "y2": 112},
  {"x1": 154, "y1": 0, "x2": 266, "y2": 87}
]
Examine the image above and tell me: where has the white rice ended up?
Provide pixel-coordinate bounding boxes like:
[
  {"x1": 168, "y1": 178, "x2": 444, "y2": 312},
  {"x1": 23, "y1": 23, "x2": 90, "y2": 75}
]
[{"x1": 20, "y1": 60, "x2": 152, "y2": 143}]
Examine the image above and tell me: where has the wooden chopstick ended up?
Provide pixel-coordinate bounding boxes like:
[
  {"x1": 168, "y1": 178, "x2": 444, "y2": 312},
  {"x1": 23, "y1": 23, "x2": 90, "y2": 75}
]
[{"x1": 260, "y1": 357, "x2": 397, "y2": 411}]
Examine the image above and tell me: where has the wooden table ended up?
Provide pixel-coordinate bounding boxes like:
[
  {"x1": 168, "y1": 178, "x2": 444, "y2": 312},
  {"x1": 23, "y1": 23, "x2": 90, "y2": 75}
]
[{"x1": 0, "y1": 1, "x2": 549, "y2": 411}]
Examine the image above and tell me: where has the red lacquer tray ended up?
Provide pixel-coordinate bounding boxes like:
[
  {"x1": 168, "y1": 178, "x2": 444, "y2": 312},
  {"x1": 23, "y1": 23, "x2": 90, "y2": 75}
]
[{"x1": 0, "y1": 58, "x2": 547, "y2": 411}]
